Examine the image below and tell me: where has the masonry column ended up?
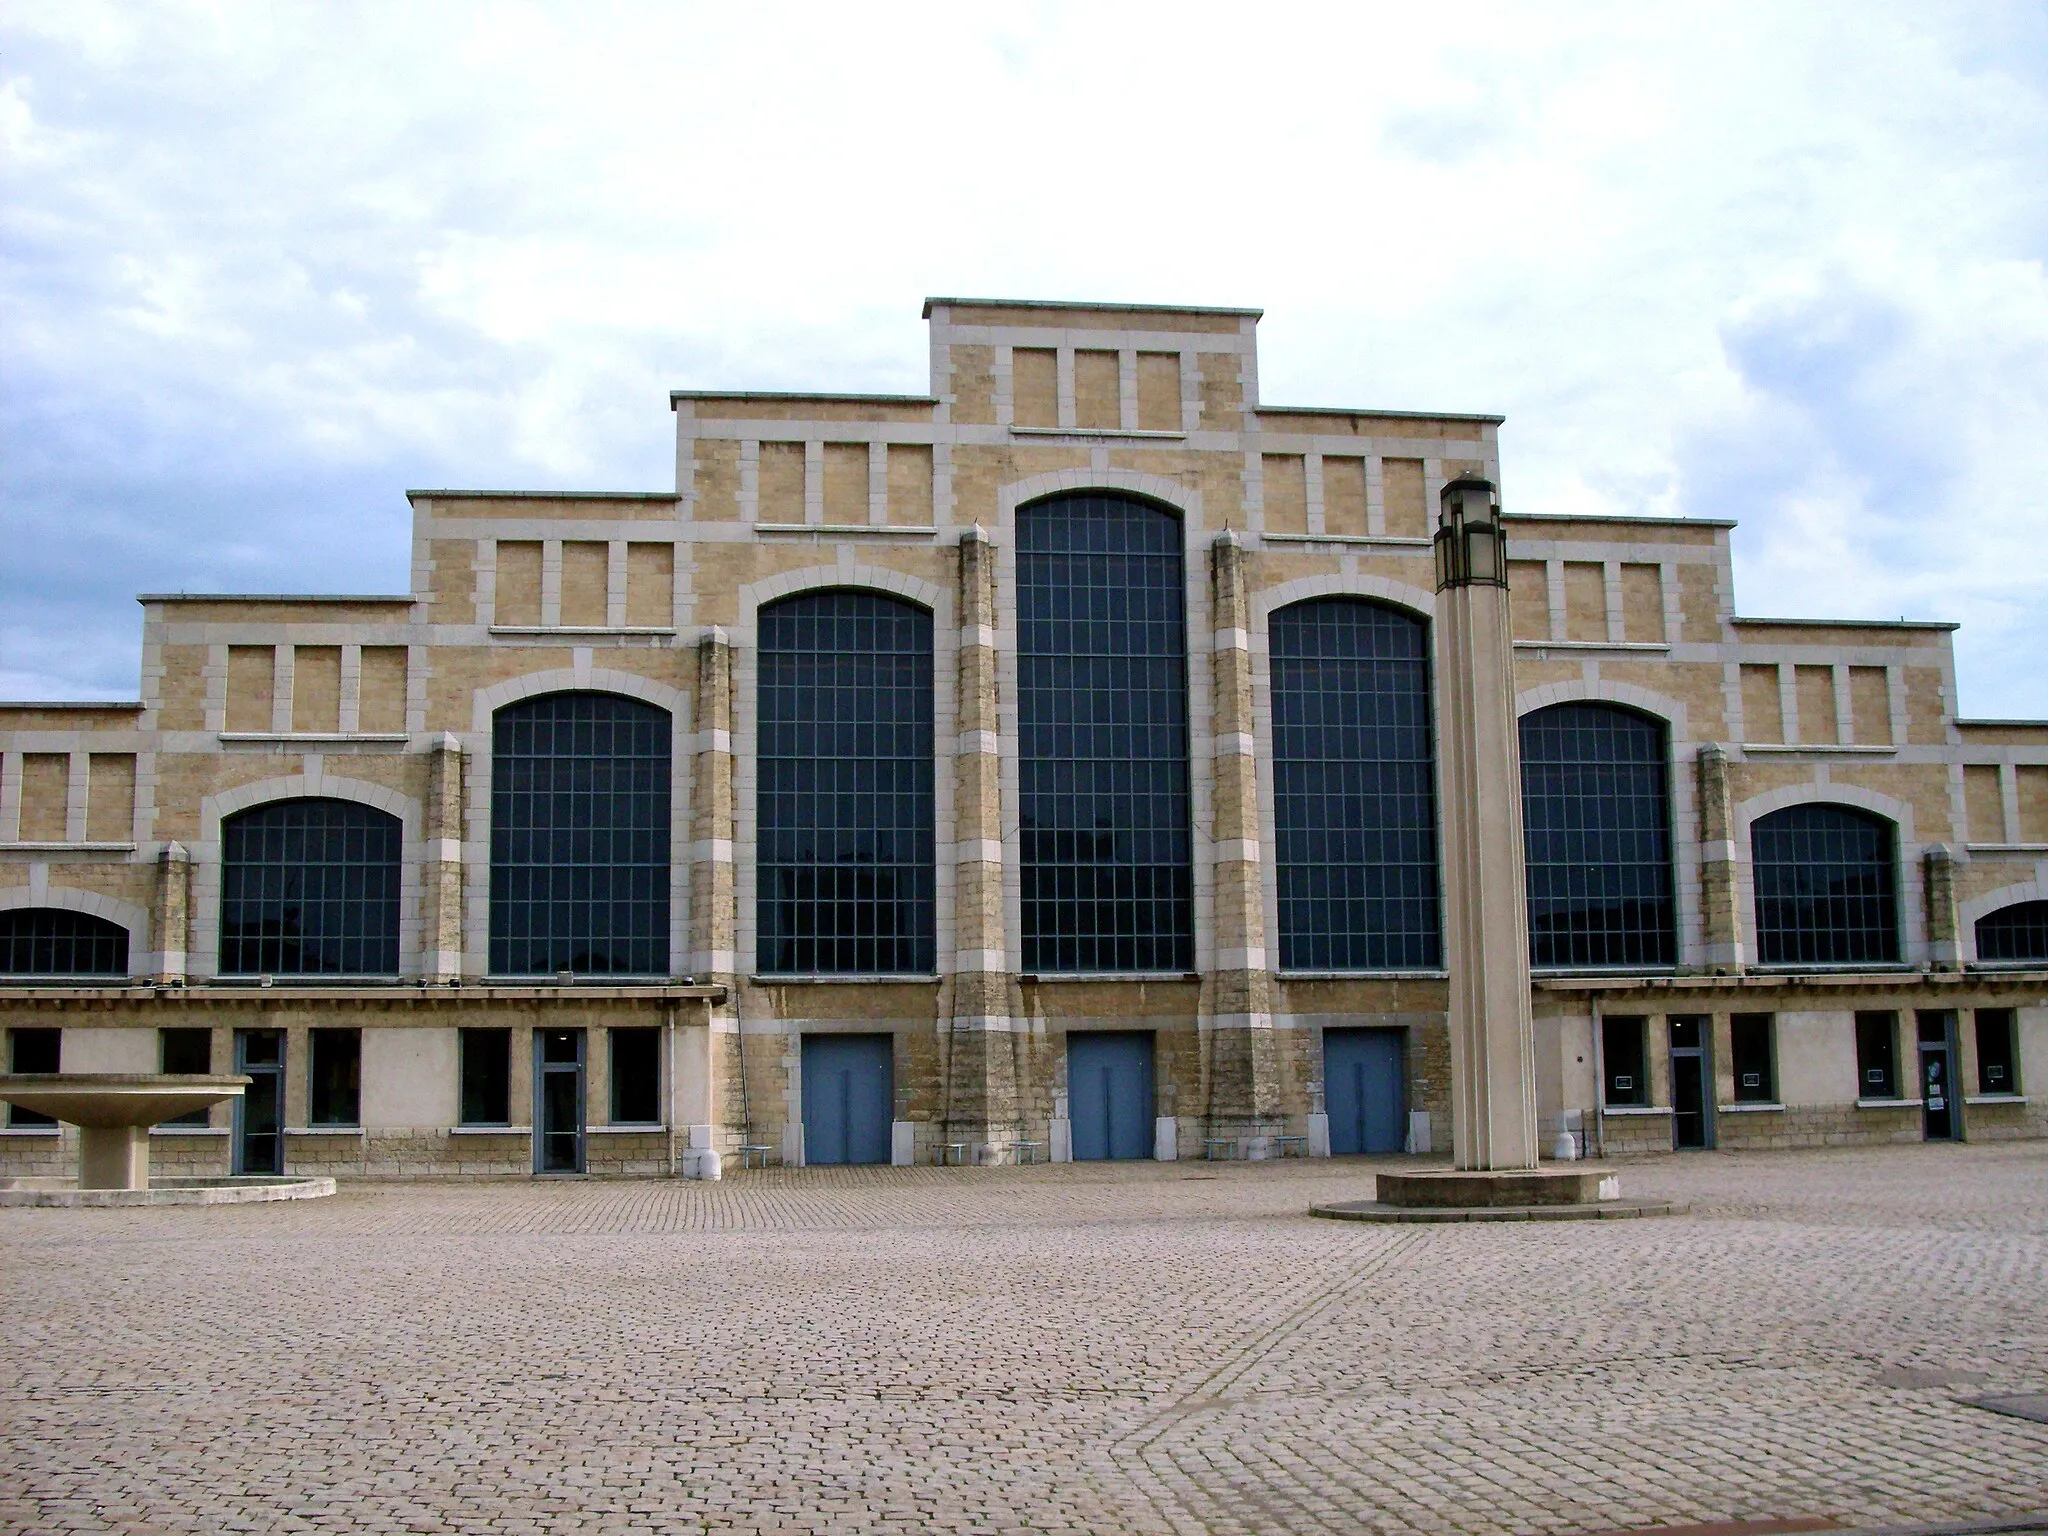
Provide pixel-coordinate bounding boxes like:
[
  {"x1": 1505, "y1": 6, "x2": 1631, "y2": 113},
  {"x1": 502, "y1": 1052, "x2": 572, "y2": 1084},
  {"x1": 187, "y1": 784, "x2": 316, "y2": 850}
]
[
  {"x1": 947, "y1": 525, "x2": 1020, "y2": 1156},
  {"x1": 1924, "y1": 844, "x2": 1960, "y2": 970},
  {"x1": 1433, "y1": 475, "x2": 1539, "y2": 1172},
  {"x1": 1696, "y1": 744, "x2": 1743, "y2": 972},
  {"x1": 155, "y1": 841, "x2": 190, "y2": 984},
  {"x1": 1205, "y1": 531, "x2": 1281, "y2": 1151},
  {"x1": 423, "y1": 732, "x2": 464, "y2": 982},
  {"x1": 690, "y1": 629, "x2": 739, "y2": 1159}
]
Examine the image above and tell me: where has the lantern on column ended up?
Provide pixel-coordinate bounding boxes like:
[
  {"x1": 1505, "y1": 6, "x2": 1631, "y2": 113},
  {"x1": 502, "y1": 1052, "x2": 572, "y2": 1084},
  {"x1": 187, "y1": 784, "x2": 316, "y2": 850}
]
[{"x1": 1434, "y1": 473, "x2": 1505, "y2": 591}]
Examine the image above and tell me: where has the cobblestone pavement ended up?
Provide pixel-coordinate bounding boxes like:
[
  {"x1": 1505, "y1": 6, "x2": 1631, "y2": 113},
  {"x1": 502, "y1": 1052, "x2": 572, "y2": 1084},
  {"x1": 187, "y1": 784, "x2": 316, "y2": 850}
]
[{"x1": 3, "y1": 1145, "x2": 2046, "y2": 1536}]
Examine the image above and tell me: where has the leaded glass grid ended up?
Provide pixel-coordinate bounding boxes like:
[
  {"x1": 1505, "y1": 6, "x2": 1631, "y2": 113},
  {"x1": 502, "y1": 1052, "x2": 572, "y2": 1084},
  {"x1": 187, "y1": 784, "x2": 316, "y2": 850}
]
[
  {"x1": 0, "y1": 909, "x2": 129, "y2": 976},
  {"x1": 1520, "y1": 703, "x2": 1675, "y2": 968},
  {"x1": 1270, "y1": 598, "x2": 1440, "y2": 970},
  {"x1": 1751, "y1": 803, "x2": 1898, "y2": 965},
  {"x1": 220, "y1": 798, "x2": 400, "y2": 975},
  {"x1": 1977, "y1": 900, "x2": 2048, "y2": 963},
  {"x1": 757, "y1": 590, "x2": 935, "y2": 974},
  {"x1": 1018, "y1": 493, "x2": 1192, "y2": 972},
  {"x1": 491, "y1": 692, "x2": 671, "y2": 976}
]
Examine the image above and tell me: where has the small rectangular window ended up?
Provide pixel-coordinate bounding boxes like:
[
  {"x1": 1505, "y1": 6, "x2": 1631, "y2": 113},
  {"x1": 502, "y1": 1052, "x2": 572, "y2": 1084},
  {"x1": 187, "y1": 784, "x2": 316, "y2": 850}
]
[
  {"x1": 1602, "y1": 1015, "x2": 1648, "y2": 1107},
  {"x1": 160, "y1": 1028, "x2": 212, "y2": 1126},
  {"x1": 1730, "y1": 1013, "x2": 1776, "y2": 1103},
  {"x1": 1855, "y1": 1011, "x2": 1898, "y2": 1099},
  {"x1": 308, "y1": 1028, "x2": 360, "y2": 1126},
  {"x1": 610, "y1": 1027, "x2": 661, "y2": 1125},
  {"x1": 459, "y1": 1028, "x2": 512, "y2": 1126},
  {"x1": 7, "y1": 1027, "x2": 60, "y2": 1126},
  {"x1": 1975, "y1": 1009, "x2": 2019, "y2": 1095}
]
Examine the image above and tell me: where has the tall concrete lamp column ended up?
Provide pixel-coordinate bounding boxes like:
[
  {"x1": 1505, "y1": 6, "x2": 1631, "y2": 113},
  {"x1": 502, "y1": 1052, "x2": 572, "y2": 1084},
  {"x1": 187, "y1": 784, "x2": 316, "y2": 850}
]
[{"x1": 1433, "y1": 473, "x2": 1540, "y2": 1173}]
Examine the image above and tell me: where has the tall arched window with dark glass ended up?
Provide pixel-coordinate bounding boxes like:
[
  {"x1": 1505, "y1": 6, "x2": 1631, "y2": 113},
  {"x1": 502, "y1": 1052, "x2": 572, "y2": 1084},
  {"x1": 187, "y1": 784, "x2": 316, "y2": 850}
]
[
  {"x1": 1270, "y1": 598, "x2": 1440, "y2": 970},
  {"x1": 1519, "y1": 703, "x2": 1675, "y2": 968},
  {"x1": 221, "y1": 798, "x2": 401, "y2": 975},
  {"x1": 1975, "y1": 900, "x2": 2047, "y2": 964},
  {"x1": 491, "y1": 692, "x2": 670, "y2": 976},
  {"x1": 756, "y1": 590, "x2": 934, "y2": 974},
  {"x1": 1750, "y1": 802, "x2": 1898, "y2": 965},
  {"x1": 0, "y1": 909, "x2": 130, "y2": 977},
  {"x1": 1018, "y1": 492, "x2": 1191, "y2": 973}
]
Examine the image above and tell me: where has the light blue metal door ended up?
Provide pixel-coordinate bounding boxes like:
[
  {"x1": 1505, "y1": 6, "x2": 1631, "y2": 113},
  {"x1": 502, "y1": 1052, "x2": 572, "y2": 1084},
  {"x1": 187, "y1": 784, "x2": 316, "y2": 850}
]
[
  {"x1": 1068, "y1": 1032, "x2": 1154, "y2": 1161},
  {"x1": 801, "y1": 1034, "x2": 893, "y2": 1165},
  {"x1": 1325, "y1": 1027, "x2": 1405, "y2": 1154}
]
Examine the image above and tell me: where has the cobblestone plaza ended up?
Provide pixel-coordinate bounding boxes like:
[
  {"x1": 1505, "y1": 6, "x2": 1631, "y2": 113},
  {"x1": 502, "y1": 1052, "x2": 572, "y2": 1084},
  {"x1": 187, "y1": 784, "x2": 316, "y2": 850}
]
[{"x1": 4, "y1": 1144, "x2": 2045, "y2": 1535}]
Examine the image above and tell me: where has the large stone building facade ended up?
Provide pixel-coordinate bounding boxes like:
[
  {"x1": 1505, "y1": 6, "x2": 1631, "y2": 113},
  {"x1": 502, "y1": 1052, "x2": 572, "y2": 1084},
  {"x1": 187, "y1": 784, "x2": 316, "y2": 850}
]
[{"x1": 4, "y1": 298, "x2": 2045, "y2": 1178}]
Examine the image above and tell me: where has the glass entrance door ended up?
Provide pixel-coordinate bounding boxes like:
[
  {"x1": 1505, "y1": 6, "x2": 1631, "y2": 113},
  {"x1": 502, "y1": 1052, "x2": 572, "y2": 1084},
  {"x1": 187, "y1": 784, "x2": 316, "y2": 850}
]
[
  {"x1": 535, "y1": 1028, "x2": 585, "y2": 1173},
  {"x1": 233, "y1": 1028, "x2": 285, "y2": 1175},
  {"x1": 1668, "y1": 1015, "x2": 1713, "y2": 1150},
  {"x1": 1917, "y1": 1012, "x2": 1958, "y2": 1142}
]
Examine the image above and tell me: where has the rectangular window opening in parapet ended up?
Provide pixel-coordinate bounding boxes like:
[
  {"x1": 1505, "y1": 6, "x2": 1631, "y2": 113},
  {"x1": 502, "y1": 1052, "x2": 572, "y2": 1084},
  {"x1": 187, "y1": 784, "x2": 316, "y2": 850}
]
[
  {"x1": 161, "y1": 1028, "x2": 213, "y2": 1125},
  {"x1": 309, "y1": 1027, "x2": 361, "y2": 1127},
  {"x1": 460, "y1": 1028, "x2": 513, "y2": 1126},
  {"x1": 1602, "y1": 1016, "x2": 1648, "y2": 1107},
  {"x1": 1974, "y1": 1009, "x2": 2019, "y2": 1095},
  {"x1": 1855, "y1": 1011, "x2": 1899, "y2": 1099},
  {"x1": 610, "y1": 1027, "x2": 661, "y2": 1125},
  {"x1": 1730, "y1": 1013, "x2": 1776, "y2": 1103},
  {"x1": 7, "y1": 1027, "x2": 60, "y2": 1126}
]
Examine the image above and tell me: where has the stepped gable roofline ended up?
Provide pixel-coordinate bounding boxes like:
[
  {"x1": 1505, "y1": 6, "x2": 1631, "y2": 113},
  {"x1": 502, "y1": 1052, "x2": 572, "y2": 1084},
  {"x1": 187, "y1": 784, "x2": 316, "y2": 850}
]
[
  {"x1": 1731, "y1": 616, "x2": 1960, "y2": 632},
  {"x1": 922, "y1": 295, "x2": 1263, "y2": 320},
  {"x1": 137, "y1": 593, "x2": 414, "y2": 605},
  {"x1": 1503, "y1": 511, "x2": 1736, "y2": 529},
  {"x1": 407, "y1": 489, "x2": 678, "y2": 501},
  {"x1": 1259, "y1": 404, "x2": 1507, "y2": 426}
]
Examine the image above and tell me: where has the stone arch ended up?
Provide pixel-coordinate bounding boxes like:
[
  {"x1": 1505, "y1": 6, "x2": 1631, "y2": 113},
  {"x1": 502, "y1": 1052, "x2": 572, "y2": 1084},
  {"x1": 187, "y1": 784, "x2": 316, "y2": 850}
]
[
  {"x1": 0, "y1": 886, "x2": 150, "y2": 954},
  {"x1": 1734, "y1": 786, "x2": 1919, "y2": 966},
  {"x1": 1960, "y1": 878, "x2": 2048, "y2": 964}
]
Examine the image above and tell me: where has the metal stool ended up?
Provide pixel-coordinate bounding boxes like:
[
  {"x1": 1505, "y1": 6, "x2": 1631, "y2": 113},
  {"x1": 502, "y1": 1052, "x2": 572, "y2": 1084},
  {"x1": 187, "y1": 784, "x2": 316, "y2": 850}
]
[
  {"x1": 1008, "y1": 1140, "x2": 1045, "y2": 1165},
  {"x1": 1273, "y1": 1134, "x2": 1308, "y2": 1158},
  {"x1": 941, "y1": 1141, "x2": 972, "y2": 1166},
  {"x1": 1203, "y1": 1137, "x2": 1238, "y2": 1161},
  {"x1": 738, "y1": 1144, "x2": 774, "y2": 1169}
]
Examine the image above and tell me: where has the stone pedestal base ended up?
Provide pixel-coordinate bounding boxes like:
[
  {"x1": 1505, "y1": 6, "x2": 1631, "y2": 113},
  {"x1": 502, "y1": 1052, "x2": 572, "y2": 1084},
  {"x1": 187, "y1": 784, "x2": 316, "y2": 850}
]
[
  {"x1": 1377, "y1": 1168, "x2": 1617, "y2": 1208},
  {"x1": 79, "y1": 1125, "x2": 150, "y2": 1190}
]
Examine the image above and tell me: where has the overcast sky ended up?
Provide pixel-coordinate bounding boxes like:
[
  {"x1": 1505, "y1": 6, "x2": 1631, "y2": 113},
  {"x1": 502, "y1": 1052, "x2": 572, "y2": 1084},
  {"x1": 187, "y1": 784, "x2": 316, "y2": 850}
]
[{"x1": 4, "y1": 2, "x2": 2046, "y2": 715}]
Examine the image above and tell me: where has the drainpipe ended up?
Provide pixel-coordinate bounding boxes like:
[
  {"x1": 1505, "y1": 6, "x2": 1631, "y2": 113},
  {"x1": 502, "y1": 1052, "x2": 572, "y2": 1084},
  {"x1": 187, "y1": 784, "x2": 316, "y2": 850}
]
[{"x1": 666, "y1": 1006, "x2": 678, "y2": 1178}]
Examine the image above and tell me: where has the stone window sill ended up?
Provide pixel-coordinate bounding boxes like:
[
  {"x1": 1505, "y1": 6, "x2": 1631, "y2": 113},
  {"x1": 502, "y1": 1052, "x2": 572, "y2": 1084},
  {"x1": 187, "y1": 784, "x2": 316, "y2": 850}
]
[
  {"x1": 1263, "y1": 533, "x2": 1433, "y2": 550},
  {"x1": 150, "y1": 1125, "x2": 227, "y2": 1135},
  {"x1": 218, "y1": 733, "x2": 409, "y2": 745},
  {"x1": 1515, "y1": 640, "x2": 1671, "y2": 655},
  {"x1": 286, "y1": 1125, "x2": 366, "y2": 1136},
  {"x1": 1855, "y1": 1098, "x2": 1923, "y2": 1109},
  {"x1": 486, "y1": 626, "x2": 677, "y2": 637},
  {"x1": 751, "y1": 974, "x2": 940, "y2": 985},
  {"x1": 1602, "y1": 1105, "x2": 1670, "y2": 1116},
  {"x1": 589, "y1": 1124, "x2": 666, "y2": 1135},
  {"x1": 0, "y1": 841, "x2": 137, "y2": 852},
  {"x1": 1965, "y1": 1094, "x2": 2027, "y2": 1105},
  {"x1": 1721, "y1": 1102, "x2": 1786, "y2": 1113},
  {"x1": 1010, "y1": 426, "x2": 1186, "y2": 440},
  {"x1": 0, "y1": 1126, "x2": 61, "y2": 1137},
  {"x1": 451, "y1": 1125, "x2": 531, "y2": 1135},
  {"x1": 752, "y1": 524, "x2": 938, "y2": 537}
]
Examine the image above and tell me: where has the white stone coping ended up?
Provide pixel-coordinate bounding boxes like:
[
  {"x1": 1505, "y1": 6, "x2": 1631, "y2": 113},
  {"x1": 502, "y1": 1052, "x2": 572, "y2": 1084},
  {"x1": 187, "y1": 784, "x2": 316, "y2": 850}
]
[
  {"x1": 1854, "y1": 1097, "x2": 1924, "y2": 1109},
  {"x1": 1601, "y1": 1105, "x2": 1672, "y2": 1116},
  {"x1": 285, "y1": 1125, "x2": 366, "y2": 1136},
  {"x1": 1720, "y1": 1102, "x2": 1787, "y2": 1113},
  {"x1": 450, "y1": 1125, "x2": 531, "y2": 1135},
  {"x1": 587, "y1": 1124, "x2": 667, "y2": 1135},
  {"x1": 1964, "y1": 1094, "x2": 2028, "y2": 1105},
  {"x1": 150, "y1": 1125, "x2": 229, "y2": 1135}
]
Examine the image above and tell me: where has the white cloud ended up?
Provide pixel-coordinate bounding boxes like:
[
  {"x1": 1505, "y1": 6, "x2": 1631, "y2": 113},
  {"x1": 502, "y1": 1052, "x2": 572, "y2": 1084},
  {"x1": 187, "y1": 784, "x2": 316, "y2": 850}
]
[{"x1": 1, "y1": 0, "x2": 2044, "y2": 711}]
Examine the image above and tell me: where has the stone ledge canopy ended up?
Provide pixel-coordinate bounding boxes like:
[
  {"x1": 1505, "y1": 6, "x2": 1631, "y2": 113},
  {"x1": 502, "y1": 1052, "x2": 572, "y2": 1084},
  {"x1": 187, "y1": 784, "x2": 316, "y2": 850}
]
[{"x1": 0, "y1": 1074, "x2": 249, "y2": 1128}]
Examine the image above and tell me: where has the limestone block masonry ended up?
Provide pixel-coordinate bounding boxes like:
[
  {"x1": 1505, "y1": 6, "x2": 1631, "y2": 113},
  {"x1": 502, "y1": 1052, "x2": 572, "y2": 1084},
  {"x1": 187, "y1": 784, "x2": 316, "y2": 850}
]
[{"x1": 4, "y1": 295, "x2": 2044, "y2": 1178}]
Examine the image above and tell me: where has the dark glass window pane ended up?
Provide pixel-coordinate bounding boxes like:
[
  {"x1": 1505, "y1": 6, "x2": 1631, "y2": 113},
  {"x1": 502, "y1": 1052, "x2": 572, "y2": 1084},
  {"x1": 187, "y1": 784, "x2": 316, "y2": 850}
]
[
  {"x1": 1018, "y1": 493, "x2": 1191, "y2": 972},
  {"x1": 1752, "y1": 804, "x2": 1898, "y2": 965},
  {"x1": 161, "y1": 1028, "x2": 213, "y2": 1124},
  {"x1": 8, "y1": 1026, "x2": 60, "y2": 1126},
  {"x1": 1974, "y1": 1009, "x2": 2019, "y2": 1094},
  {"x1": 1602, "y1": 1015, "x2": 1647, "y2": 1106},
  {"x1": 0, "y1": 909, "x2": 129, "y2": 976},
  {"x1": 756, "y1": 591, "x2": 934, "y2": 975},
  {"x1": 459, "y1": 1028, "x2": 512, "y2": 1125},
  {"x1": 309, "y1": 1028, "x2": 360, "y2": 1126},
  {"x1": 221, "y1": 799, "x2": 400, "y2": 976},
  {"x1": 1855, "y1": 1011, "x2": 1898, "y2": 1098},
  {"x1": 1976, "y1": 900, "x2": 2048, "y2": 963},
  {"x1": 1730, "y1": 1013, "x2": 1775, "y2": 1102},
  {"x1": 610, "y1": 1027, "x2": 661, "y2": 1123},
  {"x1": 490, "y1": 693, "x2": 671, "y2": 976},
  {"x1": 1520, "y1": 704, "x2": 1674, "y2": 968},
  {"x1": 1270, "y1": 598, "x2": 1440, "y2": 970}
]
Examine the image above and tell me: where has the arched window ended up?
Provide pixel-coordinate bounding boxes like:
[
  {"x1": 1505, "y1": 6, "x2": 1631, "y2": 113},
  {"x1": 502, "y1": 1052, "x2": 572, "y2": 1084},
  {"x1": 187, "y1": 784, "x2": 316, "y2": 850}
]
[
  {"x1": 1750, "y1": 803, "x2": 1898, "y2": 965},
  {"x1": 1977, "y1": 900, "x2": 2048, "y2": 964},
  {"x1": 1018, "y1": 492, "x2": 1191, "y2": 972},
  {"x1": 757, "y1": 590, "x2": 934, "y2": 974},
  {"x1": 0, "y1": 909, "x2": 129, "y2": 977},
  {"x1": 221, "y1": 798, "x2": 401, "y2": 975},
  {"x1": 491, "y1": 692, "x2": 670, "y2": 977},
  {"x1": 1270, "y1": 597, "x2": 1439, "y2": 970},
  {"x1": 1519, "y1": 703, "x2": 1675, "y2": 968}
]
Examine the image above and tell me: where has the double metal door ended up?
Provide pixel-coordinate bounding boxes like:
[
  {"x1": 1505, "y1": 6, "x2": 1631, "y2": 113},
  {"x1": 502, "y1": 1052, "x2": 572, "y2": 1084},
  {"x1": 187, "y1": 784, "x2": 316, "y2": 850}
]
[
  {"x1": 800, "y1": 1034, "x2": 893, "y2": 1165},
  {"x1": 1067, "y1": 1032, "x2": 1154, "y2": 1161},
  {"x1": 233, "y1": 1029, "x2": 285, "y2": 1175},
  {"x1": 1324, "y1": 1028, "x2": 1406, "y2": 1155}
]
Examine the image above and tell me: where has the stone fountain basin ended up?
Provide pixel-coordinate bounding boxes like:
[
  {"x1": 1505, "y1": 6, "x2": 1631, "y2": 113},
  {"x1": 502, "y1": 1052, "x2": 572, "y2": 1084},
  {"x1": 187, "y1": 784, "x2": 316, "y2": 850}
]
[{"x1": 0, "y1": 1073, "x2": 250, "y2": 1126}]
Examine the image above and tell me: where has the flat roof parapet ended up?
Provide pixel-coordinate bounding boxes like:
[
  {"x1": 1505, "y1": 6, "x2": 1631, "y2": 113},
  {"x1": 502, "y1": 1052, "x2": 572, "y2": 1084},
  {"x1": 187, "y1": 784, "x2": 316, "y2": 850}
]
[
  {"x1": 137, "y1": 593, "x2": 416, "y2": 604},
  {"x1": 923, "y1": 296, "x2": 1262, "y2": 320}
]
